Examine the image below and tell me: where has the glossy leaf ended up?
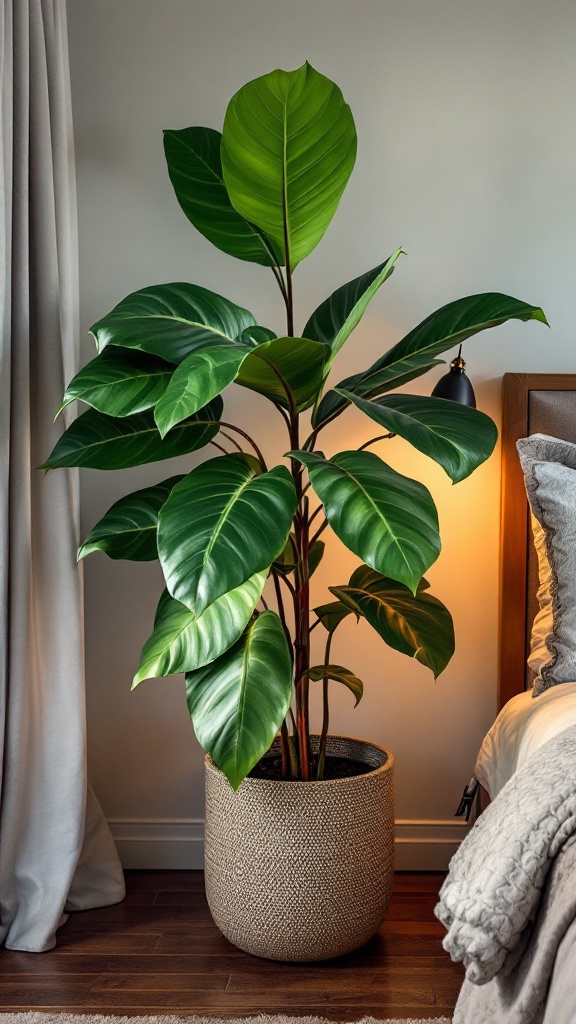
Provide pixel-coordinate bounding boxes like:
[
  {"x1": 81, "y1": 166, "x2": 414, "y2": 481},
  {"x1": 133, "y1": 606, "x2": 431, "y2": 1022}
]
[
  {"x1": 158, "y1": 453, "x2": 297, "y2": 616},
  {"x1": 304, "y1": 250, "x2": 402, "y2": 365},
  {"x1": 308, "y1": 664, "x2": 364, "y2": 706},
  {"x1": 313, "y1": 600, "x2": 355, "y2": 633},
  {"x1": 41, "y1": 398, "x2": 222, "y2": 470},
  {"x1": 240, "y1": 325, "x2": 277, "y2": 347},
  {"x1": 290, "y1": 449, "x2": 440, "y2": 593},
  {"x1": 78, "y1": 476, "x2": 183, "y2": 561},
  {"x1": 154, "y1": 342, "x2": 251, "y2": 437},
  {"x1": 186, "y1": 611, "x2": 293, "y2": 790},
  {"x1": 59, "y1": 348, "x2": 173, "y2": 419},
  {"x1": 273, "y1": 537, "x2": 325, "y2": 580},
  {"x1": 331, "y1": 565, "x2": 455, "y2": 678},
  {"x1": 163, "y1": 126, "x2": 279, "y2": 266},
  {"x1": 237, "y1": 336, "x2": 330, "y2": 411},
  {"x1": 370, "y1": 293, "x2": 548, "y2": 379},
  {"x1": 221, "y1": 63, "x2": 357, "y2": 271},
  {"x1": 272, "y1": 535, "x2": 298, "y2": 575},
  {"x1": 312, "y1": 354, "x2": 444, "y2": 428},
  {"x1": 90, "y1": 282, "x2": 256, "y2": 364},
  {"x1": 132, "y1": 571, "x2": 267, "y2": 685},
  {"x1": 336, "y1": 390, "x2": 498, "y2": 483}
]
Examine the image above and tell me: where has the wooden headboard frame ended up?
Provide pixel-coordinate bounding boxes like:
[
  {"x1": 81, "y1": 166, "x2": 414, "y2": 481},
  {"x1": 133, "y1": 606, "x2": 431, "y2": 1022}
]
[{"x1": 499, "y1": 373, "x2": 576, "y2": 709}]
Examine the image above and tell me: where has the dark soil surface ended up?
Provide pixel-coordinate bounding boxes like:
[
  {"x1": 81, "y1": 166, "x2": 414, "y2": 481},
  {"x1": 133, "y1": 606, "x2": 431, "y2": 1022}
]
[{"x1": 248, "y1": 754, "x2": 374, "y2": 782}]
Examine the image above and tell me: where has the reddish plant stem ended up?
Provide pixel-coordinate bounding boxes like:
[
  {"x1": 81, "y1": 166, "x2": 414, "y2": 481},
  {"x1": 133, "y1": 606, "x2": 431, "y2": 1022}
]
[
  {"x1": 279, "y1": 720, "x2": 290, "y2": 778},
  {"x1": 219, "y1": 421, "x2": 267, "y2": 469},
  {"x1": 357, "y1": 432, "x2": 394, "y2": 451},
  {"x1": 316, "y1": 632, "x2": 333, "y2": 780},
  {"x1": 289, "y1": 413, "x2": 311, "y2": 780},
  {"x1": 309, "y1": 518, "x2": 329, "y2": 548}
]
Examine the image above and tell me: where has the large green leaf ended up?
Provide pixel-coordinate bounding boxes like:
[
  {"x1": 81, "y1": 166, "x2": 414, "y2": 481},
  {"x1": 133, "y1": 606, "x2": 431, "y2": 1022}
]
[
  {"x1": 90, "y1": 282, "x2": 257, "y2": 364},
  {"x1": 155, "y1": 334, "x2": 330, "y2": 435},
  {"x1": 313, "y1": 600, "x2": 356, "y2": 633},
  {"x1": 313, "y1": 293, "x2": 546, "y2": 429},
  {"x1": 331, "y1": 565, "x2": 455, "y2": 678},
  {"x1": 290, "y1": 449, "x2": 440, "y2": 592},
  {"x1": 237, "y1": 336, "x2": 330, "y2": 411},
  {"x1": 78, "y1": 476, "x2": 183, "y2": 561},
  {"x1": 158, "y1": 453, "x2": 297, "y2": 616},
  {"x1": 59, "y1": 348, "x2": 173, "y2": 419},
  {"x1": 312, "y1": 354, "x2": 444, "y2": 428},
  {"x1": 336, "y1": 391, "x2": 498, "y2": 483},
  {"x1": 221, "y1": 63, "x2": 357, "y2": 271},
  {"x1": 133, "y1": 571, "x2": 267, "y2": 686},
  {"x1": 42, "y1": 398, "x2": 222, "y2": 470},
  {"x1": 308, "y1": 664, "x2": 364, "y2": 706},
  {"x1": 370, "y1": 293, "x2": 548, "y2": 378},
  {"x1": 304, "y1": 250, "x2": 402, "y2": 365},
  {"x1": 186, "y1": 611, "x2": 293, "y2": 790},
  {"x1": 154, "y1": 342, "x2": 251, "y2": 437},
  {"x1": 163, "y1": 126, "x2": 279, "y2": 266}
]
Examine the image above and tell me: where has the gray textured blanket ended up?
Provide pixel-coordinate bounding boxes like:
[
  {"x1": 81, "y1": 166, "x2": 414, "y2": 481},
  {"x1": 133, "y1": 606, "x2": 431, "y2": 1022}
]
[
  {"x1": 435, "y1": 726, "x2": 576, "y2": 987},
  {"x1": 454, "y1": 834, "x2": 576, "y2": 1023}
]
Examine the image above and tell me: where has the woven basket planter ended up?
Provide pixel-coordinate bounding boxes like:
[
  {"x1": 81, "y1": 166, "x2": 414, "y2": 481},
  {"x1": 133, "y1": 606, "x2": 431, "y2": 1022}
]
[{"x1": 204, "y1": 734, "x2": 394, "y2": 962}]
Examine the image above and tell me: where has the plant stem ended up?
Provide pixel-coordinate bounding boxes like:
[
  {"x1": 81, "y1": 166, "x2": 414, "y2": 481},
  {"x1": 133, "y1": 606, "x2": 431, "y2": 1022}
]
[
  {"x1": 308, "y1": 504, "x2": 324, "y2": 529},
  {"x1": 309, "y1": 519, "x2": 329, "y2": 548},
  {"x1": 287, "y1": 727, "x2": 299, "y2": 778},
  {"x1": 316, "y1": 632, "x2": 333, "y2": 781},
  {"x1": 219, "y1": 429, "x2": 244, "y2": 453},
  {"x1": 357, "y1": 433, "x2": 395, "y2": 451},
  {"x1": 280, "y1": 720, "x2": 290, "y2": 778},
  {"x1": 271, "y1": 263, "x2": 289, "y2": 305},
  {"x1": 272, "y1": 570, "x2": 293, "y2": 655},
  {"x1": 272, "y1": 402, "x2": 291, "y2": 429},
  {"x1": 290, "y1": 413, "x2": 311, "y2": 780},
  {"x1": 285, "y1": 272, "x2": 294, "y2": 337},
  {"x1": 219, "y1": 421, "x2": 267, "y2": 469},
  {"x1": 210, "y1": 440, "x2": 229, "y2": 455},
  {"x1": 278, "y1": 571, "x2": 296, "y2": 599}
]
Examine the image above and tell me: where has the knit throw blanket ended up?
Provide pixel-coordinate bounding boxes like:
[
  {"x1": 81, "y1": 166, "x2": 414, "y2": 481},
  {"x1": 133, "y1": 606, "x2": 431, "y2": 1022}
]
[{"x1": 435, "y1": 725, "x2": 576, "y2": 985}]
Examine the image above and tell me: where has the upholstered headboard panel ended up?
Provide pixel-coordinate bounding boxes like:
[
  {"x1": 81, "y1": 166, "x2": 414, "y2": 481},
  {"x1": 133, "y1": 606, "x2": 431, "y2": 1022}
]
[{"x1": 499, "y1": 375, "x2": 576, "y2": 709}]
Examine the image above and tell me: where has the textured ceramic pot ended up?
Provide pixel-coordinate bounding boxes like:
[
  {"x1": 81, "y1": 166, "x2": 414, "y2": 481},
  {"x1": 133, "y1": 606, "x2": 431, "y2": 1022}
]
[{"x1": 204, "y1": 734, "x2": 394, "y2": 962}]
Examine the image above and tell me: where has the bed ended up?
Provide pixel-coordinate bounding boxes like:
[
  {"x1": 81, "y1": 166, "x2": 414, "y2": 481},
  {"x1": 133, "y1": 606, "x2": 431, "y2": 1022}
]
[
  {"x1": 436, "y1": 373, "x2": 576, "y2": 1024},
  {"x1": 472, "y1": 373, "x2": 576, "y2": 798}
]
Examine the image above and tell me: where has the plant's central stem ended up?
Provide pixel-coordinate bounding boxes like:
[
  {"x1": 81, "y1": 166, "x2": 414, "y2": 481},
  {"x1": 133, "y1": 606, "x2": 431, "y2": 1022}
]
[
  {"x1": 290, "y1": 414, "x2": 311, "y2": 780},
  {"x1": 280, "y1": 254, "x2": 311, "y2": 780}
]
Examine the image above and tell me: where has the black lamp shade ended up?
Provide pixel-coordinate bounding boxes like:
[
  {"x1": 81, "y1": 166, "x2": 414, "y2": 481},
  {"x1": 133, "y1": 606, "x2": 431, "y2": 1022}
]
[{"x1": 431, "y1": 355, "x2": 476, "y2": 408}]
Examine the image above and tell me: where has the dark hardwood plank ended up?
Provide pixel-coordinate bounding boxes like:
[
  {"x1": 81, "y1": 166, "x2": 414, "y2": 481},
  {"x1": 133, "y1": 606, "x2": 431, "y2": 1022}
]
[
  {"x1": 0, "y1": 952, "x2": 456, "y2": 976},
  {"x1": 0, "y1": 871, "x2": 463, "y2": 1017}
]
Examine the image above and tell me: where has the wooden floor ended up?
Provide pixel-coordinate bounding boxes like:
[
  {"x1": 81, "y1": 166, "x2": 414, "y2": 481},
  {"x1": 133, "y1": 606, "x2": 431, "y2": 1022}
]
[{"x1": 0, "y1": 871, "x2": 463, "y2": 1019}]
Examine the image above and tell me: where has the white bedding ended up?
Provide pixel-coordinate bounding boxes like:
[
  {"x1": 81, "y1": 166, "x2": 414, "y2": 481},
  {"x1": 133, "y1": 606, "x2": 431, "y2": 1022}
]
[{"x1": 475, "y1": 682, "x2": 576, "y2": 798}]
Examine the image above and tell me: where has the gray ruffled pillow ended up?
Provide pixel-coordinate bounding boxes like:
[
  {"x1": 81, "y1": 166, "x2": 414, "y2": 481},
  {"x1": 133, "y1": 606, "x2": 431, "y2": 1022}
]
[{"x1": 517, "y1": 433, "x2": 576, "y2": 696}]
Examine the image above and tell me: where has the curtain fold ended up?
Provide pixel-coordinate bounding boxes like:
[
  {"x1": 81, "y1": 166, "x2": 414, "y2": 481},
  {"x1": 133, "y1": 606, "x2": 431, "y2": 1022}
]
[{"x1": 0, "y1": 0, "x2": 125, "y2": 952}]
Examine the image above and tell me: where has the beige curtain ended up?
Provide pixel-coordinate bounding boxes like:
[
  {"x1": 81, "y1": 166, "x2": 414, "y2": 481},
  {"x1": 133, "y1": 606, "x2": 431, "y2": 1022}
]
[{"x1": 0, "y1": 0, "x2": 125, "y2": 951}]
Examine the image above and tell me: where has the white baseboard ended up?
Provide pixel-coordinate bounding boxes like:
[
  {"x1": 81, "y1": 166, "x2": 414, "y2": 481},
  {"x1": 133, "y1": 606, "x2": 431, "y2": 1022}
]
[{"x1": 109, "y1": 817, "x2": 469, "y2": 872}]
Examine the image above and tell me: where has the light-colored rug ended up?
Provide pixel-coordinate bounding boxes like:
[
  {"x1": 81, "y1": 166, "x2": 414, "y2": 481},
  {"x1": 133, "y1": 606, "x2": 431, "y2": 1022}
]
[{"x1": 0, "y1": 1016, "x2": 452, "y2": 1024}]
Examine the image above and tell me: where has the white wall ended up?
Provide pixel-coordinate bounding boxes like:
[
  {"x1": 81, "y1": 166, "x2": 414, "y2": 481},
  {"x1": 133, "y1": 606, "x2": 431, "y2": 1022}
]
[{"x1": 67, "y1": 0, "x2": 576, "y2": 869}]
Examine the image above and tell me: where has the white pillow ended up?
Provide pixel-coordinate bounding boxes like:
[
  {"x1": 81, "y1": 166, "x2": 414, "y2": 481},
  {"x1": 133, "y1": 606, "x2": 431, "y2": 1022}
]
[{"x1": 475, "y1": 682, "x2": 576, "y2": 798}]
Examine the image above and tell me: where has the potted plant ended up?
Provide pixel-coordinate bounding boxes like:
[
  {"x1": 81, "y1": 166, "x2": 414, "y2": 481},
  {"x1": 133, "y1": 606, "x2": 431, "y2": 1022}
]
[{"x1": 45, "y1": 62, "x2": 546, "y2": 962}]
